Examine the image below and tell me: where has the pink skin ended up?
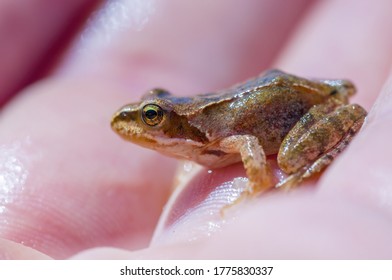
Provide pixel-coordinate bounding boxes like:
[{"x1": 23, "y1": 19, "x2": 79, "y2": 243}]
[
  {"x1": 1, "y1": 0, "x2": 392, "y2": 259},
  {"x1": 0, "y1": 0, "x2": 98, "y2": 105}
]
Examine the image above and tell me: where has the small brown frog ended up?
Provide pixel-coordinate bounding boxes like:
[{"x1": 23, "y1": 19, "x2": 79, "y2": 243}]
[{"x1": 111, "y1": 70, "x2": 367, "y2": 193}]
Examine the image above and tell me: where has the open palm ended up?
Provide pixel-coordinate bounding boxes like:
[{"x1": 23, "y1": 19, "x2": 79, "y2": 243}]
[{"x1": 0, "y1": 0, "x2": 391, "y2": 259}]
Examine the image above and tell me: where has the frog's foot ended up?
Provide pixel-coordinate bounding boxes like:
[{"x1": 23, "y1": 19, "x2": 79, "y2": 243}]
[
  {"x1": 275, "y1": 171, "x2": 303, "y2": 190},
  {"x1": 276, "y1": 107, "x2": 366, "y2": 190},
  {"x1": 220, "y1": 135, "x2": 273, "y2": 194}
]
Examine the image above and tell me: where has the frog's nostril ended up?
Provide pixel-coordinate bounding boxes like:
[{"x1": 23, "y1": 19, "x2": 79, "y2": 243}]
[{"x1": 119, "y1": 111, "x2": 129, "y2": 120}]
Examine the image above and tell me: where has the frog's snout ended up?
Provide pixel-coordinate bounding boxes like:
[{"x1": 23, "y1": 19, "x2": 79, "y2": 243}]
[
  {"x1": 111, "y1": 104, "x2": 139, "y2": 127},
  {"x1": 111, "y1": 110, "x2": 129, "y2": 126},
  {"x1": 338, "y1": 80, "x2": 356, "y2": 97},
  {"x1": 323, "y1": 79, "x2": 356, "y2": 101},
  {"x1": 111, "y1": 108, "x2": 138, "y2": 137}
]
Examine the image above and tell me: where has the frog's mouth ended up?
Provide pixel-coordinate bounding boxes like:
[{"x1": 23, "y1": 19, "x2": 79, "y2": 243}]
[
  {"x1": 111, "y1": 118, "x2": 157, "y2": 146},
  {"x1": 111, "y1": 105, "x2": 207, "y2": 158},
  {"x1": 112, "y1": 120, "x2": 202, "y2": 154}
]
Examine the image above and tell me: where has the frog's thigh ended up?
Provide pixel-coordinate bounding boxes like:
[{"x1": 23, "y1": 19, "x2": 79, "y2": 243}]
[
  {"x1": 279, "y1": 99, "x2": 341, "y2": 151},
  {"x1": 277, "y1": 104, "x2": 366, "y2": 189},
  {"x1": 219, "y1": 135, "x2": 272, "y2": 193}
]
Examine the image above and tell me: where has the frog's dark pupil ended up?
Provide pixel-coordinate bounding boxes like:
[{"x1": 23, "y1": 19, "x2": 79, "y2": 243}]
[{"x1": 145, "y1": 109, "x2": 157, "y2": 119}]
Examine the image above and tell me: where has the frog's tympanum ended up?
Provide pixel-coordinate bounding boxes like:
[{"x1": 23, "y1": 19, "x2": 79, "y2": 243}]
[{"x1": 111, "y1": 70, "x2": 367, "y2": 193}]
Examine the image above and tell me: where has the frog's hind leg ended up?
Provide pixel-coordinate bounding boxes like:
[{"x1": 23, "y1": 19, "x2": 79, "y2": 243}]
[{"x1": 276, "y1": 103, "x2": 367, "y2": 190}]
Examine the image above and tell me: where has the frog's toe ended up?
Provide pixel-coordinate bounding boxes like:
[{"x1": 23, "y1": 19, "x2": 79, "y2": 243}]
[{"x1": 275, "y1": 172, "x2": 303, "y2": 191}]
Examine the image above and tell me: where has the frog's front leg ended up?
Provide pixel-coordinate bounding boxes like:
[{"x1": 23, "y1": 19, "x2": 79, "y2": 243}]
[
  {"x1": 277, "y1": 102, "x2": 367, "y2": 189},
  {"x1": 219, "y1": 135, "x2": 272, "y2": 193}
]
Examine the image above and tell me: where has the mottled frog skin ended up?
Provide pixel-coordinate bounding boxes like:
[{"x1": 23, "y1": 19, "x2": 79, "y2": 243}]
[{"x1": 111, "y1": 70, "x2": 367, "y2": 192}]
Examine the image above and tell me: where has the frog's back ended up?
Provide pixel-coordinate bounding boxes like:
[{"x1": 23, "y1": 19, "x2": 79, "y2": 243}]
[
  {"x1": 174, "y1": 69, "x2": 333, "y2": 116},
  {"x1": 188, "y1": 70, "x2": 332, "y2": 154},
  {"x1": 167, "y1": 70, "x2": 284, "y2": 116}
]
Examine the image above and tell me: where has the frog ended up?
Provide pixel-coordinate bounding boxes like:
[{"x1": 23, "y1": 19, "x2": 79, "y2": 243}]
[{"x1": 111, "y1": 69, "x2": 367, "y2": 194}]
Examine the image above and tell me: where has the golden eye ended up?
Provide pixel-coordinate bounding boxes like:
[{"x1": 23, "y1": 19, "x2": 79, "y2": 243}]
[{"x1": 142, "y1": 104, "x2": 164, "y2": 126}]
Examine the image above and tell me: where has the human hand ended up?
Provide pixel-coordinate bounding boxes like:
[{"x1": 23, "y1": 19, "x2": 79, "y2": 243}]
[{"x1": 1, "y1": 0, "x2": 392, "y2": 259}]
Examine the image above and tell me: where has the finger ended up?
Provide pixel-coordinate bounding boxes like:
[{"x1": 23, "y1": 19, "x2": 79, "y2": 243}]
[{"x1": 0, "y1": 0, "x2": 98, "y2": 105}]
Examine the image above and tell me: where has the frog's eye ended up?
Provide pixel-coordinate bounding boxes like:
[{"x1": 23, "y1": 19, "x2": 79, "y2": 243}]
[{"x1": 141, "y1": 104, "x2": 164, "y2": 126}]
